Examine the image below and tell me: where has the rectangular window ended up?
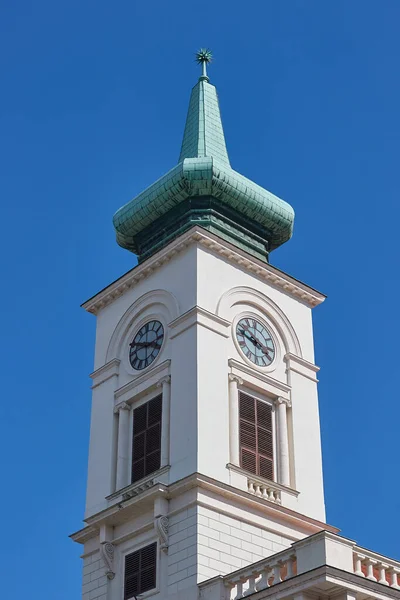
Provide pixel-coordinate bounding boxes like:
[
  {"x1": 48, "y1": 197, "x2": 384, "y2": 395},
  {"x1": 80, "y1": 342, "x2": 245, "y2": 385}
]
[
  {"x1": 131, "y1": 394, "x2": 162, "y2": 483},
  {"x1": 124, "y1": 542, "x2": 157, "y2": 599},
  {"x1": 239, "y1": 390, "x2": 273, "y2": 480}
]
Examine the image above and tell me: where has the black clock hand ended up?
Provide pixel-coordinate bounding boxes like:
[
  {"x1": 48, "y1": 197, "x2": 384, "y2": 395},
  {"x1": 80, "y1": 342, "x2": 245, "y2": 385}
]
[
  {"x1": 134, "y1": 341, "x2": 161, "y2": 349},
  {"x1": 239, "y1": 328, "x2": 271, "y2": 356},
  {"x1": 240, "y1": 329, "x2": 260, "y2": 347}
]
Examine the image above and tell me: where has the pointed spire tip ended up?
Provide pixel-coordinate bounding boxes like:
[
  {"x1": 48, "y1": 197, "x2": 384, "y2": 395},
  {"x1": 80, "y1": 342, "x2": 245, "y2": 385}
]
[{"x1": 195, "y1": 48, "x2": 213, "y2": 81}]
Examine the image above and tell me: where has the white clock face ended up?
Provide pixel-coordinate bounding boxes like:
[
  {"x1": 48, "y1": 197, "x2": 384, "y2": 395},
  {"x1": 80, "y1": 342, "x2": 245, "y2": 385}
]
[{"x1": 236, "y1": 317, "x2": 275, "y2": 367}]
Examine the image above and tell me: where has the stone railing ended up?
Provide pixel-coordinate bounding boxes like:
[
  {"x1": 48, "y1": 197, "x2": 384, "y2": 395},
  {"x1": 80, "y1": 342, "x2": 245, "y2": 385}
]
[
  {"x1": 224, "y1": 548, "x2": 296, "y2": 599},
  {"x1": 247, "y1": 477, "x2": 282, "y2": 504},
  {"x1": 353, "y1": 547, "x2": 400, "y2": 588},
  {"x1": 199, "y1": 531, "x2": 400, "y2": 600}
]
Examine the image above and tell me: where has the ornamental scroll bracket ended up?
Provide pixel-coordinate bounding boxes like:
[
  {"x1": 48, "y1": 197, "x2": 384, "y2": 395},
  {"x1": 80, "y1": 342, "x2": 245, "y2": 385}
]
[
  {"x1": 155, "y1": 516, "x2": 169, "y2": 553},
  {"x1": 100, "y1": 542, "x2": 115, "y2": 580}
]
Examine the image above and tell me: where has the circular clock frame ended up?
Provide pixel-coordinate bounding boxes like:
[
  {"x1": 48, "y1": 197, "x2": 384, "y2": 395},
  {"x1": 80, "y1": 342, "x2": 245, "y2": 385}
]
[
  {"x1": 234, "y1": 315, "x2": 277, "y2": 368},
  {"x1": 129, "y1": 319, "x2": 164, "y2": 371}
]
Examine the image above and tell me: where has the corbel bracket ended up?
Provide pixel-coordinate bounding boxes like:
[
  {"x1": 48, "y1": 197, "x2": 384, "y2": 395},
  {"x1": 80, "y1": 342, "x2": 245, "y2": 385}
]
[
  {"x1": 100, "y1": 542, "x2": 115, "y2": 580},
  {"x1": 154, "y1": 516, "x2": 169, "y2": 553}
]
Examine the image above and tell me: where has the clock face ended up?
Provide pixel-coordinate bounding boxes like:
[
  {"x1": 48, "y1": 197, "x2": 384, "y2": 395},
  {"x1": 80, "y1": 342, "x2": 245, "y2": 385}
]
[
  {"x1": 236, "y1": 318, "x2": 275, "y2": 367},
  {"x1": 129, "y1": 320, "x2": 164, "y2": 371}
]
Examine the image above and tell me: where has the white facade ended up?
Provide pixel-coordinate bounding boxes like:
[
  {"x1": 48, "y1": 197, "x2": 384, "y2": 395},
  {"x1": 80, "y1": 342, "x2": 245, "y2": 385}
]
[{"x1": 72, "y1": 226, "x2": 338, "y2": 600}]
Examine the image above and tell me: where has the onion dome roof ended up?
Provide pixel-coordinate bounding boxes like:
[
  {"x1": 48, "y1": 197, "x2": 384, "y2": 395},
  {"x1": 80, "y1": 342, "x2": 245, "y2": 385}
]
[{"x1": 113, "y1": 51, "x2": 294, "y2": 263}]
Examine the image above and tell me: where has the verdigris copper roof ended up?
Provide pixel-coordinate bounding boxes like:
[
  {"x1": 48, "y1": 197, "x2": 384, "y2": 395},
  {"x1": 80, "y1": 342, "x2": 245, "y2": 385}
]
[{"x1": 113, "y1": 50, "x2": 294, "y2": 263}]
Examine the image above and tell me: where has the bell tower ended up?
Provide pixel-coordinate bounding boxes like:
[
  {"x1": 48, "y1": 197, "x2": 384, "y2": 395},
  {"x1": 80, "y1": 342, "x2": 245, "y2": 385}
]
[{"x1": 71, "y1": 51, "x2": 333, "y2": 600}]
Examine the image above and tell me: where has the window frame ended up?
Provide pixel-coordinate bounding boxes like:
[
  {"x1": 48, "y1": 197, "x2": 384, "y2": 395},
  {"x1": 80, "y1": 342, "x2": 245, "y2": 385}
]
[
  {"x1": 122, "y1": 540, "x2": 159, "y2": 600},
  {"x1": 129, "y1": 389, "x2": 163, "y2": 485},
  {"x1": 238, "y1": 387, "x2": 277, "y2": 481}
]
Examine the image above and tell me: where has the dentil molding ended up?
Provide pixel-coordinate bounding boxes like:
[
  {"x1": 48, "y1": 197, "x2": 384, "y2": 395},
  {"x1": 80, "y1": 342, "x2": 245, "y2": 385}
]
[{"x1": 81, "y1": 227, "x2": 326, "y2": 315}]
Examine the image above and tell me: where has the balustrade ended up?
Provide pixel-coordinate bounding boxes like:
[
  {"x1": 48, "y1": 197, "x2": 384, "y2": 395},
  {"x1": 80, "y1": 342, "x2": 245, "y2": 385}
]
[
  {"x1": 223, "y1": 550, "x2": 296, "y2": 599},
  {"x1": 353, "y1": 549, "x2": 400, "y2": 589},
  {"x1": 199, "y1": 532, "x2": 400, "y2": 600},
  {"x1": 247, "y1": 478, "x2": 281, "y2": 504}
]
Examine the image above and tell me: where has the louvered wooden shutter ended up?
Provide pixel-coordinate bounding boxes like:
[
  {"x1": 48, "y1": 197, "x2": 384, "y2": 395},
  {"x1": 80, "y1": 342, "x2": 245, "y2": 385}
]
[
  {"x1": 239, "y1": 391, "x2": 273, "y2": 480},
  {"x1": 124, "y1": 542, "x2": 157, "y2": 599},
  {"x1": 132, "y1": 395, "x2": 162, "y2": 483}
]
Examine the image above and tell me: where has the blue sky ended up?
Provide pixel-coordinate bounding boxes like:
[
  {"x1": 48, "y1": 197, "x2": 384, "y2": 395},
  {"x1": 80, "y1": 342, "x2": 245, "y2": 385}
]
[{"x1": 1, "y1": 1, "x2": 399, "y2": 598}]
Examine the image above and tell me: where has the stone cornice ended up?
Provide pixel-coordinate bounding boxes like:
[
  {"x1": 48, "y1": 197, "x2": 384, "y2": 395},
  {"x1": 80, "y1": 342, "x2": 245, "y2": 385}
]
[
  {"x1": 284, "y1": 353, "x2": 320, "y2": 383},
  {"x1": 85, "y1": 483, "x2": 168, "y2": 531},
  {"x1": 169, "y1": 305, "x2": 231, "y2": 339},
  {"x1": 114, "y1": 359, "x2": 170, "y2": 404},
  {"x1": 90, "y1": 359, "x2": 120, "y2": 388},
  {"x1": 105, "y1": 465, "x2": 170, "y2": 503},
  {"x1": 69, "y1": 524, "x2": 98, "y2": 545},
  {"x1": 81, "y1": 228, "x2": 326, "y2": 315},
  {"x1": 70, "y1": 471, "x2": 338, "y2": 546},
  {"x1": 167, "y1": 473, "x2": 339, "y2": 536},
  {"x1": 228, "y1": 358, "x2": 291, "y2": 398}
]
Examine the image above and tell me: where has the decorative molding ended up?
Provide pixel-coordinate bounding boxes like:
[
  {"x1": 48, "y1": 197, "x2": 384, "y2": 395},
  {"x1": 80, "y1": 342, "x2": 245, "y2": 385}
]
[
  {"x1": 167, "y1": 473, "x2": 338, "y2": 535},
  {"x1": 81, "y1": 228, "x2": 326, "y2": 315},
  {"x1": 217, "y1": 286, "x2": 303, "y2": 357},
  {"x1": 106, "y1": 465, "x2": 170, "y2": 502},
  {"x1": 100, "y1": 542, "x2": 115, "y2": 580},
  {"x1": 105, "y1": 289, "x2": 179, "y2": 363},
  {"x1": 157, "y1": 375, "x2": 171, "y2": 388},
  {"x1": 275, "y1": 396, "x2": 292, "y2": 408},
  {"x1": 90, "y1": 359, "x2": 120, "y2": 389},
  {"x1": 226, "y1": 463, "x2": 299, "y2": 498},
  {"x1": 69, "y1": 525, "x2": 99, "y2": 545},
  {"x1": 284, "y1": 353, "x2": 320, "y2": 383},
  {"x1": 70, "y1": 471, "x2": 338, "y2": 546},
  {"x1": 228, "y1": 373, "x2": 243, "y2": 385},
  {"x1": 284, "y1": 353, "x2": 320, "y2": 371},
  {"x1": 154, "y1": 516, "x2": 169, "y2": 553},
  {"x1": 169, "y1": 305, "x2": 231, "y2": 339},
  {"x1": 114, "y1": 359, "x2": 171, "y2": 404},
  {"x1": 121, "y1": 479, "x2": 155, "y2": 501},
  {"x1": 229, "y1": 358, "x2": 291, "y2": 398},
  {"x1": 113, "y1": 401, "x2": 131, "y2": 414}
]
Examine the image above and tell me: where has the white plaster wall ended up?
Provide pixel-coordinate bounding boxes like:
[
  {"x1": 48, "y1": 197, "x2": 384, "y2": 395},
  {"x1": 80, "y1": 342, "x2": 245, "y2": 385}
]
[
  {"x1": 197, "y1": 324, "x2": 230, "y2": 482},
  {"x1": 86, "y1": 247, "x2": 198, "y2": 517},
  {"x1": 85, "y1": 238, "x2": 325, "y2": 522},
  {"x1": 290, "y1": 370, "x2": 326, "y2": 521},
  {"x1": 169, "y1": 326, "x2": 198, "y2": 483},
  {"x1": 195, "y1": 245, "x2": 325, "y2": 521},
  {"x1": 196, "y1": 246, "x2": 315, "y2": 363},
  {"x1": 85, "y1": 375, "x2": 118, "y2": 517},
  {"x1": 93, "y1": 245, "x2": 198, "y2": 370}
]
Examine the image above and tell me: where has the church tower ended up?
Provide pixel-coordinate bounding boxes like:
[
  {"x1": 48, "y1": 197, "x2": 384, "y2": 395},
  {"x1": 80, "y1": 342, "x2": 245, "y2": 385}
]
[{"x1": 71, "y1": 51, "x2": 343, "y2": 600}]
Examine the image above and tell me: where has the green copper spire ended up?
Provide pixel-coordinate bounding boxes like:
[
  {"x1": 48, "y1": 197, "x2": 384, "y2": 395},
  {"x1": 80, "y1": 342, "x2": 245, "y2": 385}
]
[
  {"x1": 179, "y1": 49, "x2": 230, "y2": 167},
  {"x1": 113, "y1": 52, "x2": 295, "y2": 263}
]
